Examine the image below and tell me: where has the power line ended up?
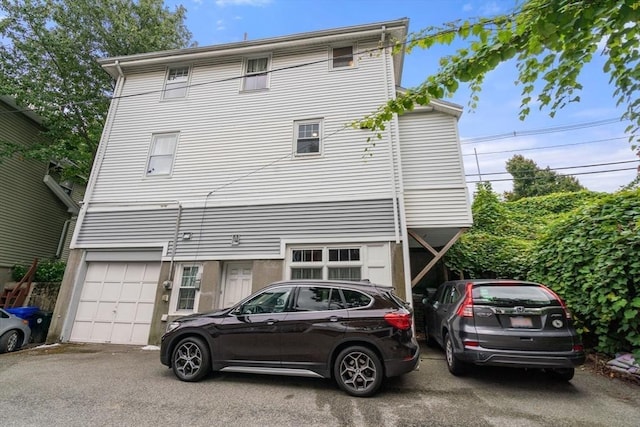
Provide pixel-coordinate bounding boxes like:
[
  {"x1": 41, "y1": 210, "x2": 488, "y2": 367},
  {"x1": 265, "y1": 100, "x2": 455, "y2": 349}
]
[
  {"x1": 462, "y1": 136, "x2": 630, "y2": 156},
  {"x1": 460, "y1": 118, "x2": 625, "y2": 145},
  {"x1": 466, "y1": 167, "x2": 638, "y2": 184},
  {"x1": 465, "y1": 160, "x2": 640, "y2": 177}
]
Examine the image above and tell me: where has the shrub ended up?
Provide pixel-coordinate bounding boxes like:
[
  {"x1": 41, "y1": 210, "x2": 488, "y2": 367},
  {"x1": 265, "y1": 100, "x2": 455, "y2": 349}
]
[
  {"x1": 10, "y1": 260, "x2": 67, "y2": 283},
  {"x1": 530, "y1": 189, "x2": 640, "y2": 355}
]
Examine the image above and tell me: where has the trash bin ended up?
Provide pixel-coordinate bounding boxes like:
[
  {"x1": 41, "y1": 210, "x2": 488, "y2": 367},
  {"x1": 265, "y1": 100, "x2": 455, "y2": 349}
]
[
  {"x1": 30, "y1": 311, "x2": 53, "y2": 343},
  {"x1": 5, "y1": 306, "x2": 39, "y2": 321}
]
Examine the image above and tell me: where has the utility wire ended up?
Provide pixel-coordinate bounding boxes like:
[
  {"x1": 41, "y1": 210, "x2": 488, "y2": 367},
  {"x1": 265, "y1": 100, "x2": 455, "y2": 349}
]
[
  {"x1": 460, "y1": 118, "x2": 625, "y2": 145},
  {"x1": 462, "y1": 136, "x2": 630, "y2": 156},
  {"x1": 466, "y1": 167, "x2": 638, "y2": 184},
  {"x1": 466, "y1": 159, "x2": 640, "y2": 177}
]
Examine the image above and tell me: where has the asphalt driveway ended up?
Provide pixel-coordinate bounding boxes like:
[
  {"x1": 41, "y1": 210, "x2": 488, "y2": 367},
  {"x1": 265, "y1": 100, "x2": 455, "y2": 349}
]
[{"x1": 1, "y1": 343, "x2": 638, "y2": 426}]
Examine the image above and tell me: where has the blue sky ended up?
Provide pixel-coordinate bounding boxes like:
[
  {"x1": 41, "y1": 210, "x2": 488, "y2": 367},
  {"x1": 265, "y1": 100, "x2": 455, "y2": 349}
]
[{"x1": 165, "y1": 0, "x2": 639, "y2": 195}]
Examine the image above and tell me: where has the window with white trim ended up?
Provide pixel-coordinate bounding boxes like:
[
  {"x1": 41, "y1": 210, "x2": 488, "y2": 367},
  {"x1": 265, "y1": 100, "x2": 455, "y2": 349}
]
[
  {"x1": 243, "y1": 56, "x2": 270, "y2": 91},
  {"x1": 163, "y1": 66, "x2": 190, "y2": 99},
  {"x1": 146, "y1": 133, "x2": 178, "y2": 176},
  {"x1": 294, "y1": 120, "x2": 321, "y2": 156},
  {"x1": 170, "y1": 264, "x2": 202, "y2": 314},
  {"x1": 290, "y1": 247, "x2": 362, "y2": 281},
  {"x1": 331, "y1": 45, "x2": 354, "y2": 69}
]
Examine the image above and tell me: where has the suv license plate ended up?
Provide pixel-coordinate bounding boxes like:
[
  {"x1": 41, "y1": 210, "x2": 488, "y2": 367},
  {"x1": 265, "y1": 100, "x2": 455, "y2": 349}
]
[{"x1": 510, "y1": 316, "x2": 533, "y2": 328}]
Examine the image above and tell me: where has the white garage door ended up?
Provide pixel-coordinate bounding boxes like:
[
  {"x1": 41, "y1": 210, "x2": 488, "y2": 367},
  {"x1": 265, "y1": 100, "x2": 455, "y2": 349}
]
[{"x1": 70, "y1": 262, "x2": 160, "y2": 345}]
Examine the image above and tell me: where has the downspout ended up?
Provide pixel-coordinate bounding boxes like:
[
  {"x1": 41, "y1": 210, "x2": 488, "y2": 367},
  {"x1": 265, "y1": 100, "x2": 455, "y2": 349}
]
[
  {"x1": 382, "y1": 28, "x2": 413, "y2": 307},
  {"x1": 380, "y1": 26, "x2": 401, "y2": 245},
  {"x1": 56, "y1": 219, "x2": 71, "y2": 258}
]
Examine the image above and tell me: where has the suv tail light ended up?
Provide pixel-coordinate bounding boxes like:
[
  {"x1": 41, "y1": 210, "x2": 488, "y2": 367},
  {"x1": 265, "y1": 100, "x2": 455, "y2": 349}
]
[
  {"x1": 456, "y1": 282, "x2": 474, "y2": 317},
  {"x1": 384, "y1": 312, "x2": 412, "y2": 330},
  {"x1": 540, "y1": 284, "x2": 572, "y2": 319}
]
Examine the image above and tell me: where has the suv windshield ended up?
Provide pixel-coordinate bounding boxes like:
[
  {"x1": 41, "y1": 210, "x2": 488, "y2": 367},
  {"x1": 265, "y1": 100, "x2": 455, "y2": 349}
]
[{"x1": 472, "y1": 285, "x2": 558, "y2": 306}]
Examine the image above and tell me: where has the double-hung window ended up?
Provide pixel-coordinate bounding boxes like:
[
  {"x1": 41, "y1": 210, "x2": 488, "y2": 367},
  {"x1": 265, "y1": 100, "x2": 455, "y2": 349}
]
[
  {"x1": 331, "y1": 45, "x2": 354, "y2": 69},
  {"x1": 146, "y1": 133, "x2": 178, "y2": 176},
  {"x1": 163, "y1": 67, "x2": 190, "y2": 99},
  {"x1": 294, "y1": 120, "x2": 321, "y2": 156},
  {"x1": 290, "y1": 247, "x2": 362, "y2": 281},
  {"x1": 243, "y1": 56, "x2": 270, "y2": 91},
  {"x1": 170, "y1": 264, "x2": 202, "y2": 314}
]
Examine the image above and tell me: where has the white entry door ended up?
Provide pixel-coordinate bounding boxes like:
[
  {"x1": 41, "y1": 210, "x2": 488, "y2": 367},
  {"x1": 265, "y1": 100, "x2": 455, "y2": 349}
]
[
  {"x1": 220, "y1": 263, "x2": 252, "y2": 308},
  {"x1": 70, "y1": 262, "x2": 160, "y2": 345}
]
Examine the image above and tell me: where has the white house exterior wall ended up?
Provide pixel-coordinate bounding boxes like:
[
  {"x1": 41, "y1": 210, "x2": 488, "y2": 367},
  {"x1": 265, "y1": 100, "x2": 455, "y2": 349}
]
[
  {"x1": 88, "y1": 40, "x2": 396, "y2": 207},
  {"x1": 398, "y1": 111, "x2": 473, "y2": 228}
]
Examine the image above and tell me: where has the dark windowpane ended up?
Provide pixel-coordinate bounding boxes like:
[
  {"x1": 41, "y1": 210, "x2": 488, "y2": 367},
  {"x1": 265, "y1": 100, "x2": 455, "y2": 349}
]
[
  {"x1": 329, "y1": 288, "x2": 345, "y2": 310},
  {"x1": 297, "y1": 138, "x2": 319, "y2": 154},
  {"x1": 312, "y1": 250, "x2": 322, "y2": 262},
  {"x1": 328, "y1": 267, "x2": 361, "y2": 281},
  {"x1": 291, "y1": 268, "x2": 322, "y2": 280},
  {"x1": 329, "y1": 249, "x2": 337, "y2": 262},
  {"x1": 333, "y1": 46, "x2": 353, "y2": 68},
  {"x1": 342, "y1": 290, "x2": 371, "y2": 308},
  {"x1": 295, "y1": 287, "x2": 331, "y2": 311},
  {"x1": 178, "y1": 288, "x2": 196, "y2": 310},
  {"x1": 292, "y1": 250, "x2": 302, "y2": 262},
  {"x1": 349, "y1": 249, "x2": 360, "y2": 261}
]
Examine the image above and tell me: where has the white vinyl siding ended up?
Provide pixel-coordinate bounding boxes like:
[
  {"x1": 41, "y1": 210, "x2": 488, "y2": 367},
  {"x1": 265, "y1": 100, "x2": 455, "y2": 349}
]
[
  {"x1": 243, "y1": 56, "x2": 270, "y2": 91},
  {"x1": 88, "y1": 40, "x2": 395, "y2": 205},
  {"x1": 146, "y1": 133, "x2": 178, "y2": 176},
  {"x1": 398, "y1": 111, "x2": 473, "y2": 227},
  {"x1": 163, "y1": 67, "x2": 190, "y2": 99}
]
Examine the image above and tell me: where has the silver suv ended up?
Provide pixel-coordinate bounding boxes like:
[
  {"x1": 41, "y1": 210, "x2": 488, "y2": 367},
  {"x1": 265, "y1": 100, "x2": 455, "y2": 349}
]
[{"x1": 423, "y1": 279, "x2": 585, "y2": 380}]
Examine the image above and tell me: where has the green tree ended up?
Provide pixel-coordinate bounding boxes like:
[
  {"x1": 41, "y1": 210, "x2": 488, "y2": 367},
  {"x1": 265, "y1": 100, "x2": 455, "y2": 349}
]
[
  {"x1": 358, "y1": 0, "x2": 640, "y2": 149},
  {"x1": 0, "y1": 0, "x2": 192, "y2": 181},
  {"x1": 504, "y1": 154, "x2": 585, "y2": 201}
]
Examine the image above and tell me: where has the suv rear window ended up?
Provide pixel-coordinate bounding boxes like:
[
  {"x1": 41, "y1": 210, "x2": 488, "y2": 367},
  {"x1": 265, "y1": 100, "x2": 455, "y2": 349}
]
[{"x1": 472, "y1": 285, "x2": 558, "y2": 306}]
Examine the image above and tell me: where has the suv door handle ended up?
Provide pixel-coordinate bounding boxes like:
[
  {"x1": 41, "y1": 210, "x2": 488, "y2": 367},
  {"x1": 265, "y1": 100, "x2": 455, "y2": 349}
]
[
  {"x1": 329, "y1": 316, "x2": 341, "y2": 322},
  {"x1": 267, "y1": 319, "x2": 278, "y2": 325}
]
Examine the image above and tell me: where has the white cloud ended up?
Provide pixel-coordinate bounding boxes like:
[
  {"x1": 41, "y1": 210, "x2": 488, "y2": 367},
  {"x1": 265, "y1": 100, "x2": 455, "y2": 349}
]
[
  {"x1": 479, "y1": 2, "x2": 504, "y2": 15},
  {"x1": 462, "y1": 3, "x2": 473, "y2": 12},
  {"x1": 215, "y1": 0, "x2": 272, "y2": 7}
]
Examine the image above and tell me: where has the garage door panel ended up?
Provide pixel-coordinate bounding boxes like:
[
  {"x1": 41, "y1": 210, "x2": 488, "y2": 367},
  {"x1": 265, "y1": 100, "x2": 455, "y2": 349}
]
[
  {"x1": 130, "y1": 324, "x2": 151, "y2": 344},
  {"x1": 120, "y1": 283, "x2": 143, "y2": 300},
  {"x1": 75, "y1": 301, "x2": 98, "y2": 320},
  {"x1": 82, "y1": 282, "x2": 104, "y2": 300},
  {"x1": 71, "y1": 261, "x2": 160, "y2": 345},
  {"x1": 85, "y1": 264, "x2": 108, "y2": 281},
  {"x1": 123, "y1": 264, "x2": 147, "y2": 282},
  {"x1": 100, "y1": 283, "x2": 123, "y2": 301},
  {"x1": 143, "y1": 264, "x2": 161, "y2": 282}
]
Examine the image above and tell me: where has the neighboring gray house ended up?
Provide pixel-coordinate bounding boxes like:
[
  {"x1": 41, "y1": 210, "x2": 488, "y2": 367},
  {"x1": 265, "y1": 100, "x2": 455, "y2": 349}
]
[
  {"x1": 0, "y1": 96, "x2": 80, "y2": 287},
  {"x1": 49, "y1": 19, "x2": 472, "y2": 346}
]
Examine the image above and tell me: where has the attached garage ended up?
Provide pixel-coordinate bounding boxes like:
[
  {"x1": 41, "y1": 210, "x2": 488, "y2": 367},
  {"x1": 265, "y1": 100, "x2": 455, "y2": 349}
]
[{"x1": 70, "y1": 261, "x2": 160, "y2": 345}]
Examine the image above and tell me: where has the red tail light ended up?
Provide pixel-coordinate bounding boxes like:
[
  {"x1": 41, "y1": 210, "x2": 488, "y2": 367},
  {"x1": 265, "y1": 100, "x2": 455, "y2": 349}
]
[
  {"x1": 384, "y1": 312, "x2": 412, "y2": 330},
  {"x1": 463, "y1": 340, "x2": 479, "y2": 347},
  {"x1": 540, "y1": 284, "x2": 572, "y2": 319},
  {"x1": 456, "y1": 282, "x2": 474, "y2": 317},
  {"x1": 573, "y1": 344, "x2": 584, "y2": 352}
]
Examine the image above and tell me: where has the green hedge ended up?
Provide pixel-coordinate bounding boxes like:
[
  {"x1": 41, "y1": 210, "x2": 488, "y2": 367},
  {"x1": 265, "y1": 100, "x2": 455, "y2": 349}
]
[
  {"x1": 530, "y1": 189, "x2": 640, "y2": 355},
  {"x1": 11, "y1": 260, "x2": 67, "y2": 283}
]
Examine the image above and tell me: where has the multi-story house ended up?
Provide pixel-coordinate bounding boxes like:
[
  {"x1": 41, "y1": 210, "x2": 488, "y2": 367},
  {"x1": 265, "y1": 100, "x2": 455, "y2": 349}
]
[
  {"x1": 49, "y1": 19, "x2": 472, "y2": 346},
  {"x1": 0, "y1": 96, "x2": 80, "y2": 287}
]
